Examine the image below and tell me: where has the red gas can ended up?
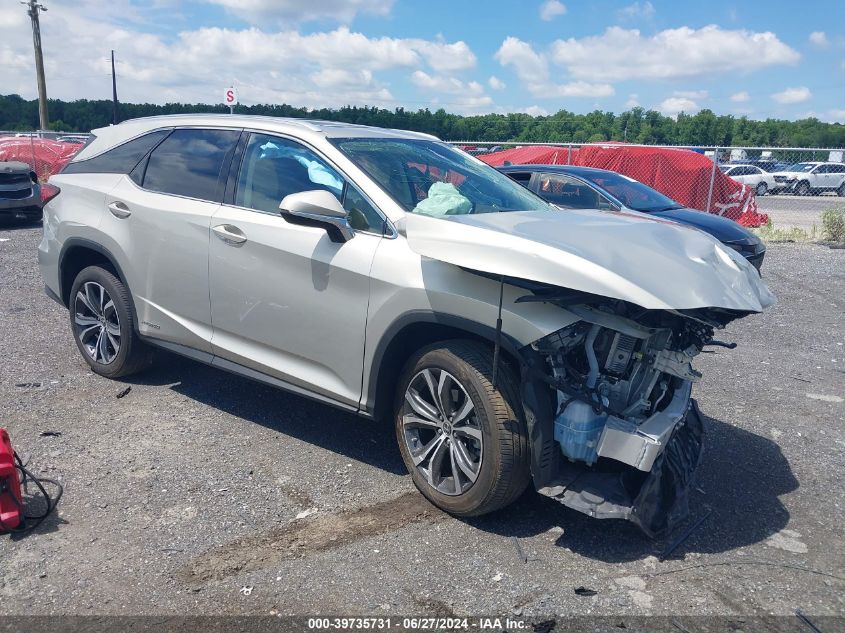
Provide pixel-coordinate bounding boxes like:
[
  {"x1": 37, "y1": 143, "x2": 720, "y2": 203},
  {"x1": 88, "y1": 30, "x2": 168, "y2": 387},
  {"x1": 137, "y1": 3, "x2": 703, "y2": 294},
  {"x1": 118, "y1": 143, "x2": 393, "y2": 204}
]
[{"x1": 0, "y1": 428, "x2": 22, "y2": 530}]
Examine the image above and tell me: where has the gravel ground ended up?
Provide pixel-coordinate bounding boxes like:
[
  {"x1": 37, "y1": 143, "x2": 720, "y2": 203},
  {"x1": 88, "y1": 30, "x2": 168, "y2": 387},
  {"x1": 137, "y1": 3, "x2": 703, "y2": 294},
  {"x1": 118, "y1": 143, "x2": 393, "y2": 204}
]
[{"x1": 0, "y1": 221, "x2": 843, "y2": 618}]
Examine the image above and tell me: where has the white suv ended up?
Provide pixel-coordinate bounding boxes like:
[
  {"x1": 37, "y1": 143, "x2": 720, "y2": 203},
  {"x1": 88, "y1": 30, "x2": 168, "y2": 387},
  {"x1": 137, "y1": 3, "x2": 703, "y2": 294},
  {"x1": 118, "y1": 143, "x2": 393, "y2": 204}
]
[
  {"x1": 771, "y1": 162, "x2": 845, "y2": 196},
  {"x1": 38, "y1": 115, "x2": 773, "y2": 536}
]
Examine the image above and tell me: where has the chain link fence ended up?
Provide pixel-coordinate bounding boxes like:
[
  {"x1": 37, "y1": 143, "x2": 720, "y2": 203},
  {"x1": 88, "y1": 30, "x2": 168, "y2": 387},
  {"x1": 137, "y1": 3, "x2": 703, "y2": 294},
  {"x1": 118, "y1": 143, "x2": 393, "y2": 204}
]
[
  {"x1": 0, "y1": 130, "x2": 92, "y2": 182},
  {"x1": 452, "y1": 142, "x2": 845, "y2": 232}
]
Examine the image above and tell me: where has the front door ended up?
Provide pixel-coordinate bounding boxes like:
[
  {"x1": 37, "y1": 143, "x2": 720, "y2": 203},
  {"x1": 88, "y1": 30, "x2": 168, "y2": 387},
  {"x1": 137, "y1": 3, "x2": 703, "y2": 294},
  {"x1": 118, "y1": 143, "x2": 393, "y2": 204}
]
[{"x1": 208, "y1": 132, "x2": 385, "y2": 409}]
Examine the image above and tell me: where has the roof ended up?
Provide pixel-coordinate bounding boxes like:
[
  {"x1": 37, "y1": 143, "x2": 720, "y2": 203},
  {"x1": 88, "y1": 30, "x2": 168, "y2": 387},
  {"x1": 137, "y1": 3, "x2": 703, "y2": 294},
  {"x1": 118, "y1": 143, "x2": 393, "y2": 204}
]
[
  {"x1": 76, "y1": 113, "x2": 439, "y2": 162},
  {"x1": 111, "y1": 113, "x2": 436, "y2": 139},
  {"x1": 497, "y1": 164, "x2": 613, "y2": 177}
]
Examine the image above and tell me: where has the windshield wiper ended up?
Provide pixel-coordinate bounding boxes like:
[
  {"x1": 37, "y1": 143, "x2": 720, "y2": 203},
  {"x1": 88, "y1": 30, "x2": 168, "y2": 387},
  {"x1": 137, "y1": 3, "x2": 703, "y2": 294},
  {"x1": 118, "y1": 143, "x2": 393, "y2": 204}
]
[{"x1": 646, "y1": 204, "x2": 684, "y2": 212}]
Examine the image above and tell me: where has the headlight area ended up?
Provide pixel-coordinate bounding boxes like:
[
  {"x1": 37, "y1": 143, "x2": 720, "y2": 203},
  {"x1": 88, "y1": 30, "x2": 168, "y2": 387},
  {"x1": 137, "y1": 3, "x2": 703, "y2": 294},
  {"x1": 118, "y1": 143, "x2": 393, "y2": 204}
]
[{"x1": 520, "y1": 307, "x2": 709, "y2": 538}]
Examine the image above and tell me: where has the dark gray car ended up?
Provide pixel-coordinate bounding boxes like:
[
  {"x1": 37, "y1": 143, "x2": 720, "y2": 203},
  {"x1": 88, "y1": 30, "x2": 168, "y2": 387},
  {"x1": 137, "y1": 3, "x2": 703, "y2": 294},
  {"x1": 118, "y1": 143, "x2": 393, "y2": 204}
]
[{"x1": 0, "y1": 161, "x2": 42, "y2": 223}]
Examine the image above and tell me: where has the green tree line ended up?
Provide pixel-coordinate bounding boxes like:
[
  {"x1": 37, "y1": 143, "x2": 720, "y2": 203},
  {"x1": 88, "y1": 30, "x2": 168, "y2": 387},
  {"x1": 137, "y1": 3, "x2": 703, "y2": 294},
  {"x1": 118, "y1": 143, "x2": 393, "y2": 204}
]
[{"x1": 2, "y1": 93, "x2": 843, "y2": 148}]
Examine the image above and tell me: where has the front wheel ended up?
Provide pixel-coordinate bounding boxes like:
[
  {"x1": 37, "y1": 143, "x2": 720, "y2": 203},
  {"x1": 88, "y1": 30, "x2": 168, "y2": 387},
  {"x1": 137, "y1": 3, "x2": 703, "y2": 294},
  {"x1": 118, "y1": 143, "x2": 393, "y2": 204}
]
[
  {"x1": 795, "y1": 181, "x2": 811, "y2": 196},
  {"x1": 395, "y1": 340, "x2": 530, "y2": 516},
  {"x1": 756, "y1": 182, "x2": 767, "y2": 196},
  {"x1": 838, "y1": 183, "x2": 845, "y2": 197},
  {"x1": 69, "y1": 266, "x2": 152, "y2": 378}
]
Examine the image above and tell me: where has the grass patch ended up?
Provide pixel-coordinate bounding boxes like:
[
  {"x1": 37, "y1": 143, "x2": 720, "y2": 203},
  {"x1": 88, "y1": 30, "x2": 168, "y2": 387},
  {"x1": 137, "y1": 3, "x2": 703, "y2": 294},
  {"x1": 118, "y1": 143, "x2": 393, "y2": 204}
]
[
  {"x1": 820, "y1": 207, "x2": 845, "y2": 243},
  {"x1": 753, "y1": 219, "x2": 816, "y2": 243}
]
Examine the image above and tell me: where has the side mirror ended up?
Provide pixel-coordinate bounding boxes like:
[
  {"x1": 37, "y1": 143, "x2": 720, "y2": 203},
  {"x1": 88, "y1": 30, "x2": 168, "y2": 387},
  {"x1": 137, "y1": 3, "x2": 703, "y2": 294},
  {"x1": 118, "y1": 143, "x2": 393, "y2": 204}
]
[{"x1": 279, "y1": 190, "x2": 354, "y2": 242}]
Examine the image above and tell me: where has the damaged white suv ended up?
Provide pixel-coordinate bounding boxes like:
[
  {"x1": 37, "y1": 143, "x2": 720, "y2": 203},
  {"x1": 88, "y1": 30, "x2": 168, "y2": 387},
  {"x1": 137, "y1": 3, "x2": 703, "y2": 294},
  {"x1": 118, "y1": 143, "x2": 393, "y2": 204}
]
[{"x1": 39, "y1": 115, "x2": 773, "y2": 536}]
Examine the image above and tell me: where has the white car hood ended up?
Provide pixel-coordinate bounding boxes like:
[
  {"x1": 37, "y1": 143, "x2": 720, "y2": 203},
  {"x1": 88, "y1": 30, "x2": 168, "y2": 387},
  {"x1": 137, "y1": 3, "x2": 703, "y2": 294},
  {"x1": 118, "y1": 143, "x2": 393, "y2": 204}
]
[{"x1": 401, "y1": 209, "x2": 775, "y2": 312}]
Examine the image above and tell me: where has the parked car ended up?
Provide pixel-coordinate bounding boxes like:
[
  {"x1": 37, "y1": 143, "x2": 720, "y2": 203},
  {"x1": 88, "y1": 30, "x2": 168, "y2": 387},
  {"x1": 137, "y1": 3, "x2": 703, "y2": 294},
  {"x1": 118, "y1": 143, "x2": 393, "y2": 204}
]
[
  {"x1": 728, "y1": 159, "x2": 789, "y2": 173},
  {"x1": 498, "y1": 164, "x2": 766, "y2": 271},
  {"x1": 39, "y1": 115, "x2": 773, "y2": 536},
  {"x1": 770, "y1": 162, "x2": 845, "y2": 196},
  {"x1": 0, "y1": 160, "x2": 43, "y2": 223},
  {"x1": 719, "y1": 164, "x2": 778, "y2": 196}
]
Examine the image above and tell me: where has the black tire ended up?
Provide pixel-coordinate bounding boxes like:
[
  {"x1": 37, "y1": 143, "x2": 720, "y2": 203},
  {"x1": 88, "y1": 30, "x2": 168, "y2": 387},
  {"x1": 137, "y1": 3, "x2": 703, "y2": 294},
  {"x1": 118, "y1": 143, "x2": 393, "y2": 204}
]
[
  {"x1": 395, "y1": 340, "x2": 530, "y2": 517},
  {"x1": 838, "y1": 182, "x2": 845, "y2": 197},
  {"x1": 755, "y1": 182, "x2": 767, "y2": 196},
  {"x1": 795, "y1": 181, "x2": 810, "y2": 196},
  {"x1": 68, "y1": 265, "x2": 152, "y2": 378}
]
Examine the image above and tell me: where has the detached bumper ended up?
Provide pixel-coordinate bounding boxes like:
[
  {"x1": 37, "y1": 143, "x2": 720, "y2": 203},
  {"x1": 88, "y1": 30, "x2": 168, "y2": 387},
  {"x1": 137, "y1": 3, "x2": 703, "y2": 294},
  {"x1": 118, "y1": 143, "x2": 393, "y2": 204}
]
[{"x1": 537, "y1": 399, "x2": 704, "y2": 538}]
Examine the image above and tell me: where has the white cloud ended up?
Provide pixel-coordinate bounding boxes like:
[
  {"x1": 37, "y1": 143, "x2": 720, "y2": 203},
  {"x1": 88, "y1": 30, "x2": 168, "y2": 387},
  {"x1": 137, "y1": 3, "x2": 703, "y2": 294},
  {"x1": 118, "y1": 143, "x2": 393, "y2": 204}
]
[
  {"x1": 731, "y1": 91, "x2": 751, "y2": 102},
  {"x1": 827, "y1": 109, "x2": 845, "y2": 123},
  {"x1": 539, "y1": 0, "x2": 566, "y2": 21},
  {"x1": 411, "y1": 39, "x2": 477, "y2": 73},
  {"x1": 673, "y1": 89, "x2": 708, "y2": 100},
  {"x1": 205, "y1": 0, "x2": 394, "y2": 25},
  {"x1": 771, "y1": 86, "x2": 812, "y2": 104},
  {"x1": 0, "y1": 4, "x2": 479, "y2": 111},
  {"x1": 488, "y1": 76, "x2": 506, "y2": 90},
  {"x1": 411, "y1": 71, "x2": 485, "y2": 96},
  {"x1": 625, "y1": 94, "x2": 640, "y2": 108},
  {"x1": 411, "y1": 71, "x2": 492, "y2": 113},
  {"x1": 659, "y1": 97, "x2": 699, "y2": 117},
  {"x1": 618, "y1": 1, "x2": 655, "y2": 21},
  {"x1": 495, "y1": 36, "x2": 613, "y2": 98},
  {"x1": 809, "y1": 31, "x2": 829, "y2": 47},
  {"x1": 550, "y1": 25, "x2": 800, "y2": 81},
  {"x1": 522, "y1": 105, "x2": 549, "y2": 117}
]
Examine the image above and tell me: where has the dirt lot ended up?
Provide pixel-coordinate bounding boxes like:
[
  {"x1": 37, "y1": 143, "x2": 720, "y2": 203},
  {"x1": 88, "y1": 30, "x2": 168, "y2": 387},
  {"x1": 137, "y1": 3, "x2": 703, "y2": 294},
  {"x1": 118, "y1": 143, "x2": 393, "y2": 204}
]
[{"x1": 1, "y1": 222, "x2": 843, "y2": 619}]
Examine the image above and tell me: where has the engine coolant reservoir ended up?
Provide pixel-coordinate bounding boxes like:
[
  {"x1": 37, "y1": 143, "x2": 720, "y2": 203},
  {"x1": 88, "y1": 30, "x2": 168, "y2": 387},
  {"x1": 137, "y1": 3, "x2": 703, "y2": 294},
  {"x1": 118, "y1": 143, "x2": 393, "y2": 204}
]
[{"x1": 554, "y1": 400, "x2": 608, "y2": 465}]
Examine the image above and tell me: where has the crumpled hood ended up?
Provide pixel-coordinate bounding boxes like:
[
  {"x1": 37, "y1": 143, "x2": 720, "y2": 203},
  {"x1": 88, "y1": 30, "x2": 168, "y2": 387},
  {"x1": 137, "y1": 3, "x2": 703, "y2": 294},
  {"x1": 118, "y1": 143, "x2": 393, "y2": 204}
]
[{"x1": 401, "y1": 209, "x2": 775, "y2": 312}]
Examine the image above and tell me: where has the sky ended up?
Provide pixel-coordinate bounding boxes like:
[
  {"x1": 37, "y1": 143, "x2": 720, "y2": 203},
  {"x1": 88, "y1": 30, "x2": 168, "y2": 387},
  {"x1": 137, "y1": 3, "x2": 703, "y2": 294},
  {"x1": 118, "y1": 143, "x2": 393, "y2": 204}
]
[{"x1": 1, "y1": 0, "x2": 843, "y2": 122}]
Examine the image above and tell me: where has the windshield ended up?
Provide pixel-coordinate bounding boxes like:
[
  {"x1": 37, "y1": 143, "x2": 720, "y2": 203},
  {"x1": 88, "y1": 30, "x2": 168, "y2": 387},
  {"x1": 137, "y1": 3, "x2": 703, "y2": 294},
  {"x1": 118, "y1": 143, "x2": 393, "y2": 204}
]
[
  {"x1": 579, "y1": 170, "x2": 682, "y2": 212},
  {"x1": 786, "y1": 163, "x2": 816, "y2": 172},
  {"x1": 331, "y1": 138, "x2": 552, "y2": 216}
]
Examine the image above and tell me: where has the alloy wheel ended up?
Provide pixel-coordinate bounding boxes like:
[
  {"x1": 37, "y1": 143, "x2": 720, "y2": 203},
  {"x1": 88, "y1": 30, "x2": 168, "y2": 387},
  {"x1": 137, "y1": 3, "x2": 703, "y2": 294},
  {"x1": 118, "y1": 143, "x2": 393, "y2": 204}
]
[
  {"x1": 401, "y1": 368, "x2": 483, "y2": 495},
  {"x1": 74, "y1": 281, "x2": 121, "y2": 364}
]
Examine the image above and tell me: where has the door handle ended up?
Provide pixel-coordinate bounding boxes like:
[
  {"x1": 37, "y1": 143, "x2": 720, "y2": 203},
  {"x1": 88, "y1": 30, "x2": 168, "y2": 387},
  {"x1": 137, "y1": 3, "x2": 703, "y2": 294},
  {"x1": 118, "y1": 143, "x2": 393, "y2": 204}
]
[
  {"x1": 212, "y1": 224, "x2": 247, "y2": 245},
  {"x1": 108, "y1": 201, "x2": 131, "y2": 219}
]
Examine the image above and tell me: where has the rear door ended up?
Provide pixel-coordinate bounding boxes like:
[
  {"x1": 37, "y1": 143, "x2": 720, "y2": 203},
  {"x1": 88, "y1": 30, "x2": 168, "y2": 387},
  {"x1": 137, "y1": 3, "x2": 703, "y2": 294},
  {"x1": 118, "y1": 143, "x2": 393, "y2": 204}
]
[
  {"x1": 208, "y1": 132, "x2": 385, "y2": 408},
  {"x1": 104, "y1": 127, "x2": 241, "y2": 352}
]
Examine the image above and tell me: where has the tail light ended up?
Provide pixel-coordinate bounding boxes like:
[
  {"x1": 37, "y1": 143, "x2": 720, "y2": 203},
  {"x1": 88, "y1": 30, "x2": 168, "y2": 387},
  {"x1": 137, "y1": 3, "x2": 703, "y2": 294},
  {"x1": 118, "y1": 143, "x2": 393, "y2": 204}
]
[{"x1": 40, "y1": 183, "x2": 61, "y2": 206}]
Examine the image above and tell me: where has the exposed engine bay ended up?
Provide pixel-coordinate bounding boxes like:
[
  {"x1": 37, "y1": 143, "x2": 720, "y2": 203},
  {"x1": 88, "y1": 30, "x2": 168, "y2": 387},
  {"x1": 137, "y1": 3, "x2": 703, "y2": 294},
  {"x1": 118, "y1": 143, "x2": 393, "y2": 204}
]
[{"x1": 518, "y1": 292, "x2": 746, "y2": 538}]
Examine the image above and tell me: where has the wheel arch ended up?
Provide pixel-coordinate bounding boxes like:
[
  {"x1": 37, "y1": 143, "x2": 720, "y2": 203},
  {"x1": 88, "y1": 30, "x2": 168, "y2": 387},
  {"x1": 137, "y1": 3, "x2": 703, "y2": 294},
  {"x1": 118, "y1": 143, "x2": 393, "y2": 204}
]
[
  {"x1": 366, "y1": 311, "x2": 524, "y2": 421},
  {"x1": 59, "y1": 239, "x2": 139, "y2": 329}
]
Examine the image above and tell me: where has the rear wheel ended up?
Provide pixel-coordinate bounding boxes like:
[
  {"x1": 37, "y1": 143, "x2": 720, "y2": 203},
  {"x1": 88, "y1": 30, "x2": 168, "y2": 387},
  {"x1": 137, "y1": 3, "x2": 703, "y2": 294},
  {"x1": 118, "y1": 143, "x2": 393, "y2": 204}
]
[
  {"x1": 395, "y1": 340, "x2": 530, "y2": 516},
  {"x1": 69, "y1": 266, "x2": 152, "y2": 378},
  {"x1": 755, "y1": 182, "x2": 767, "y2": 196}
]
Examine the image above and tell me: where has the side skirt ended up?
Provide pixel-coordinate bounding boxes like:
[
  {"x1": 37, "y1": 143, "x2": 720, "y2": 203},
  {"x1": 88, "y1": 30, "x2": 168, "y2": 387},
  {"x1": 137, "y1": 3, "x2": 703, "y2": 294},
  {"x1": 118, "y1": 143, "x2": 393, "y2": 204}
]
[{"x1": 140, "y1": 337, "x2": 372, "y2": 419}]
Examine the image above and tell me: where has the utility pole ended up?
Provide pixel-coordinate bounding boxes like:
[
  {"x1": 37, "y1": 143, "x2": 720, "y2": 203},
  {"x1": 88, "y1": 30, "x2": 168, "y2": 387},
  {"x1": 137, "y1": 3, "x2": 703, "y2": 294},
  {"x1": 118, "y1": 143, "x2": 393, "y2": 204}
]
[
  {"x1": 111, "y1": 50, "x2": 119, "y2": 124},
  {"x1": 23, "y1": 0, "x2": 49, "y2": 131}
]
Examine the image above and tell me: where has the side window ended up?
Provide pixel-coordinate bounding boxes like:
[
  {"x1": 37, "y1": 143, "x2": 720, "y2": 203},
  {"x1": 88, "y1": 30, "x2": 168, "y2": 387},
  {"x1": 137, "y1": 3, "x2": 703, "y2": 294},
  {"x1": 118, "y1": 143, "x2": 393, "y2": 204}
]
[
  {"x1": 536, "y1": 173, "x2": 602, "y2": 209},
  {"x1": 63, "y1": 130, "x2": 170, "y2": 175},
  {"x1": 813, "y1": 164, "x2": 828, "y2": 174},
  {"x1": 143, "y1": 128, "x2": 240, "y2": 201},
  {"x1": 235, "y1": 133, "x2": 383, "y2": 233},
  {"x1": 505, "y1": 172, "x2": 532, "y2": 189},
  {"x1": 748, "y1": 166, "x2": 761, "y2": 175}
]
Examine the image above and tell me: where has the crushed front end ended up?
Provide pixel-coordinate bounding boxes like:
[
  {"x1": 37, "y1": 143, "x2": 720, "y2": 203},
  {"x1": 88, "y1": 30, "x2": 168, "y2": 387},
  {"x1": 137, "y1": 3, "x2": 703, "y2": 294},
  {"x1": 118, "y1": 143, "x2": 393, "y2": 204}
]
[{"x1": 519, "y1": 299, "x2": 739, "y2": 538}]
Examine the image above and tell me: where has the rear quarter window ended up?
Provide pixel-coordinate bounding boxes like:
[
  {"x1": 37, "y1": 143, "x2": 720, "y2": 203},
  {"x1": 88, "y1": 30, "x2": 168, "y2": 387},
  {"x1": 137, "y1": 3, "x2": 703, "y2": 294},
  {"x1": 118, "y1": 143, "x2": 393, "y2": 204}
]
[{"x1": 62, "y1": 130, "x2": 171, "y2": 175}]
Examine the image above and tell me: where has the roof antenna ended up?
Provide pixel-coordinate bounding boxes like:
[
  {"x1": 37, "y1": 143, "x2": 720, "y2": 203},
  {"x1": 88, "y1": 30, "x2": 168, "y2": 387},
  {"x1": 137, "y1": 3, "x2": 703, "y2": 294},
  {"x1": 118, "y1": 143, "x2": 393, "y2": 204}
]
[{"x1": 492, "y1": 275, "x2": 505, "y2": 387}]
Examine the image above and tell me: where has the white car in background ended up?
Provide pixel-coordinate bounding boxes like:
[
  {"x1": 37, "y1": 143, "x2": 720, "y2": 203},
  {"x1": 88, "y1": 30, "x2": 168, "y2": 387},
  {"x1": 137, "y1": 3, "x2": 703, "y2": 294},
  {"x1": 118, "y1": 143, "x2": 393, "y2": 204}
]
[
  {"x1": 770, "y1": 162, "x2": 845, "y2": 196},
  {"x1": 720, "y1": 164, "x2": 778, "y2": 196}
]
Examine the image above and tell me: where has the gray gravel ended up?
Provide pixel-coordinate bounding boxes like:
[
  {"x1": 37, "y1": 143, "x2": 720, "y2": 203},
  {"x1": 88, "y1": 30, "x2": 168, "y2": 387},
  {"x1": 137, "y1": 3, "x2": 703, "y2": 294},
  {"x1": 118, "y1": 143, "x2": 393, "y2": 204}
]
[{"x1": 0, "y1": 220, "x2": 843, "y2": 617}]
